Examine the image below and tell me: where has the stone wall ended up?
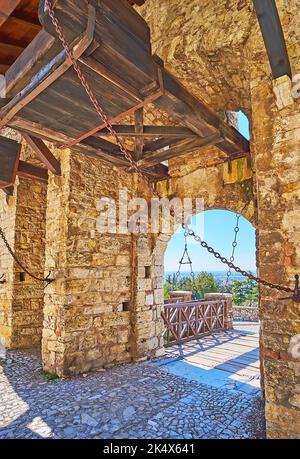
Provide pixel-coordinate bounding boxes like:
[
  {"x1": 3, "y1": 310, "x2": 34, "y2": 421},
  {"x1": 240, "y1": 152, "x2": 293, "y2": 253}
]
[
  {"x1": 0, "y1": 137, "x2": 47, "y2": 349},
  {"x1": 0, "y1": 191, "x2": 17, "y2": 347},
  {"x1": 233, "y1": 307, "x2": 259, "y2": 322}
]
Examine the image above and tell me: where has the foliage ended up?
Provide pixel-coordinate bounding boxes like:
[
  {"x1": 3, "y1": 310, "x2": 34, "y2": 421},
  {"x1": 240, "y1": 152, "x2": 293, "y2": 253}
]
[
  {"x1": 164, "y1": 281, "x2": 171, "y2": 299},
  {"x1": 164, "y1": 271, "x2": 220, "y2": 299},
  {"x1": 164, "y1": 271, "x2": 259, "y2": 307},
  {"x1": 227, "y1": 277, "x2": 258, "y2": 307}
]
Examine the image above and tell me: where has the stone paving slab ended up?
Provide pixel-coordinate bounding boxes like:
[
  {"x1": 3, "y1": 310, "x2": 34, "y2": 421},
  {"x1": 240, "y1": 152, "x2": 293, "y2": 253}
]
[{"x1": 0, "y1": 348, "x2": 266, "y2": 439}]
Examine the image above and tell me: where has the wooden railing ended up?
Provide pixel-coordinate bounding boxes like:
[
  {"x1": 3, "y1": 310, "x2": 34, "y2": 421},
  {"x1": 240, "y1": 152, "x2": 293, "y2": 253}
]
[{"x1": 162, "y1": 299, "x2": 227, "y2": 345}]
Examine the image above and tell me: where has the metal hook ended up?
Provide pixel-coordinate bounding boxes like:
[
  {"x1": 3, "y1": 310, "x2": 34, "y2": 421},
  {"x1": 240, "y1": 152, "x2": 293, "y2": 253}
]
[
  {"x1": 280, "y1": 275, "x2": 300, "y2": 303},
  {"x1": 44, "y1": 271, "x2": 55, "y2": 288}
]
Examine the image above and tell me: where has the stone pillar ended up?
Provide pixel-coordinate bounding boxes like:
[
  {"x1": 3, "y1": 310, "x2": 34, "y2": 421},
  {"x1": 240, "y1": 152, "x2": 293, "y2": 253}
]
[
  {"x1": 0, "y1": 137, "x2": 47, "y2": 350},
  {"x1": 130, "y1": 234, "x2": 165, "y2": 361},
  {"x1": 43, "y1": 149, "x2": 132, "y2": 375},
  {"x1": 251, "y1": 66, "x2": 300, "y2": 438},
  {"x1": 43, "y1": 149, "x2": 160, "y2": 376},
  {"x1": 204, "y1": 293, "x2": 233, "y2": 330}
]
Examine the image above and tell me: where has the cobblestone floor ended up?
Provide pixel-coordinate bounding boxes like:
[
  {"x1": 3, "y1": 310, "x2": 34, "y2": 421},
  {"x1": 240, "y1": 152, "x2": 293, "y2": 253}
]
[{"x1": 0, "y1": 349, "x2": 266, "y2": 439}]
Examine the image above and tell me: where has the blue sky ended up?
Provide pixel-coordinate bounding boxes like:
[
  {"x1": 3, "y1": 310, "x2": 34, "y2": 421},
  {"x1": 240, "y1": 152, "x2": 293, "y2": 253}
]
[{"x1": 164, "y1": 112, "x2": 256, "y2": 273}]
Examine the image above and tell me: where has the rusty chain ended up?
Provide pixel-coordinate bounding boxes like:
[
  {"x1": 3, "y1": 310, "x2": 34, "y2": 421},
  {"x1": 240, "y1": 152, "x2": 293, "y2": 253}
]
[
  {"x1": 181, "y1": 223, "x2": 293, "y2": 294},
  {"x1": 225, "y1": 214, "x2": 241, "y2": 289},
  {"x1": 0, "y1": 0, "x2": 296, "y2": 296},
  {"x1": 0, "y1": 226, "x2": 53, "y2": 287}
]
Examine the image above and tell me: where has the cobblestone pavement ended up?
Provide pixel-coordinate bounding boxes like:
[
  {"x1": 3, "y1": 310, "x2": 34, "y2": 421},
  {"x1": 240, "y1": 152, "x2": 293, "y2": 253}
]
[{"x1": 0, "y1": 349, "x2": 266, "y2": 439}]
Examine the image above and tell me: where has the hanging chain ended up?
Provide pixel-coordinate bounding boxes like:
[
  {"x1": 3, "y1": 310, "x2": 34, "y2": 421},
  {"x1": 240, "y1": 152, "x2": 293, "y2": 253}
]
[
  {"x1": 174, "y1": 232, "x2": 196, "y2": 290},
  {"x1": 0, "y1": 227, "x2": 53, "y2": 287},
  {"x1": 225, "y1": 214, "x2": 241, "y2": 289},
  {"x1": 40, "y1": 1, "x2": 297, "y2": 298},
  {"x1": 181, "y1": 223, "x2": 293, "y2": 294}
]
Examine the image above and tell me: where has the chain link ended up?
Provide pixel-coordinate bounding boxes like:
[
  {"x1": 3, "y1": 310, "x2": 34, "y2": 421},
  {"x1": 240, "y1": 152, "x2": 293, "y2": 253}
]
[
  {"x1": 0, "y1": 226, "x2": 53, "y2": 287},
  {"x1": 174, "y1": 232, "x2": 196, "y2": 290},
  {"x1": 225, "y1": 214, "x2": 240, "y2": 288},
  {"x1": 182, "y1": 223, "x2": 294, "y2": 294}
]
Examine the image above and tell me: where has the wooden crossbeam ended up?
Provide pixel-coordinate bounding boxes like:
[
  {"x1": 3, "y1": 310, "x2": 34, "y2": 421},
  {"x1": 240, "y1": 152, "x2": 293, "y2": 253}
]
[
  {"x1": 2, "y1": 185, "x2": 14, "y2": 195},
  {"x1": 21, "y1": 133, "x2": 61, "y2": 175},
  {"x1": 0, "y1": 1, "x2": 22, "y2": 28},
  {"x1": 142, "y1": 163, "x2": 169, "y2": 181},
  {"x1": 154, "y1": 66, "x2": 250, "y2": 156},
  {"x1": 139, "y1": 133, "x2": 223, "y2": 168},
  {"x1": 143, "y1": 136, "x2": 187, "y2": 154},
  {"x1": 82, "y1": 136, "x2": 131, "y2": 166},
  {"x1": 98, "y1": 125, "x2": 198, "y2": 138},
  {"x1": 17, "y1": 160, "x2": 48, "y2": 183}
]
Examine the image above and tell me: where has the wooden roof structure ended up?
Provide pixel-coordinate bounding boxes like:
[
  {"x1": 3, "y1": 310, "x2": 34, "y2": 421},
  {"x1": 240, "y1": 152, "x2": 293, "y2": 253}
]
[{"x1": 0, "y1": 0, "x2": 249, "y2": 188}]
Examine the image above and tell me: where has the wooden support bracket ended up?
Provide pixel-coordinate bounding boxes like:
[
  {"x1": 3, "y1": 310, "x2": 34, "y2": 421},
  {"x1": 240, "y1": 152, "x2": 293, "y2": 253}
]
[{"x1": 21, "y1": 133, "x2": 61, "y2": 175}]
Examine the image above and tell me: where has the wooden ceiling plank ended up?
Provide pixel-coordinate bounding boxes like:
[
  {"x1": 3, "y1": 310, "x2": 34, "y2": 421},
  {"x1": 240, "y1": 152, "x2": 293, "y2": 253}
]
[
  {"x1": 0, "y1": 1, "x2": 22, "y2": 28},
  {"x1": 21, "y1": 133, "x2": 61, "y2": 175}
]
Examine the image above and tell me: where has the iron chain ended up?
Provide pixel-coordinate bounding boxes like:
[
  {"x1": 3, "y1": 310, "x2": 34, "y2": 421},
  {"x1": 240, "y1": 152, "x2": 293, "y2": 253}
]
[
  {"x1": 225, "y1": 214, "x2": 241, "y2": 288},
  {"x1": 0, "y1": 226, "x2": 53, "y2": 286},
  {"x1": 182, "y1": 223, "x2": 294, "y2": 294}
]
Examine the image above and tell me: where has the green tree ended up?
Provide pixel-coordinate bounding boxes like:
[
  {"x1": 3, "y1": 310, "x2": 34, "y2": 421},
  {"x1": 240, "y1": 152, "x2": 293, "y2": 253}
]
[
  {"x1": 164, "y1": 280, "x2": 171, "y2": 299},
  {"x1": 192, "y1": 272, "x2": 220, "y2": 298},
  {"x1": 229, "y1": 277, "x2": 258, "y2": 306}
]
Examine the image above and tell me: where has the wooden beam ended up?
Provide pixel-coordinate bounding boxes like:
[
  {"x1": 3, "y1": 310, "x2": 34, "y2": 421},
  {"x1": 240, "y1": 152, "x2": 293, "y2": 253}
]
[
  {"x1": 0, "y1": 1, "x2": 22, "y2": 28},
  {"x1": 143, "y1": 163, "x2": 169, "y2": 182},
  {"x1": 134, "y1": 108, "x2": 144, "y2": 160},
  {"x1": 128, "y1": 0, "x2": 146, "y2": 5},
  {"x1": 2, "y1": 185, "x2": 14, "y2": 195},
  {"x1": 17, "y1": 160, "x2": 48, "y2": 183},
  {"x1": 154, "y1": 67, "x2": 250, "y2": 156},
  {"x1": 139, "y1": 133, "x2": 223, "y2": 168},
  {"x1": 253, "y1": 0, "x2": 292, "y2": 79},
  {"x1": 98, "y1": 125, "x2": 198, "y2": 138},
  {"x1": 0, "y1": 63, "x2": 9, "y2": 74},
  {"x1": 80, "y1": 137, "x2": 130, "y2": 167},
  {"x1": 21, "y1": 134, "x2": 61, "y2": 175},
  {"x1": 143, "y1": 136, "x2": 189, "y2": 153},
  {"x1": 0, "y1": 42, "x2": 24, "y2": 65}
]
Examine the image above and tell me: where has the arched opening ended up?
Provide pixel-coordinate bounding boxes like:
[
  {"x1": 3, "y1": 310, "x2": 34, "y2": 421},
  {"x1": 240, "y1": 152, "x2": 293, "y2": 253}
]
[{"x1": 157, "y1": 209, "x2": 262, "y2": 403}]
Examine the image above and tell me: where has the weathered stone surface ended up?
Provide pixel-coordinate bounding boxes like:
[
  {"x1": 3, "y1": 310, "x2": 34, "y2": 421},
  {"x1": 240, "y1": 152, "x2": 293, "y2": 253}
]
[{"x1": 0, "y1": 137, "x2": 47, "y2": 349}]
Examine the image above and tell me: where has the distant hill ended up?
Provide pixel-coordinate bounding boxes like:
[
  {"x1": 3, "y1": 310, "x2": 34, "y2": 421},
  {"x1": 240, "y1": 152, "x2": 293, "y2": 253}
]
[{"x1": 165, "y1": 270, "x2": 256, "y2": 285}]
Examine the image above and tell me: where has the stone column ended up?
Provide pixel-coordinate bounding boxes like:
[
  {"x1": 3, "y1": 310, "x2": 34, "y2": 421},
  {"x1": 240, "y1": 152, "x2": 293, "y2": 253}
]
[
  {"x1": 130, "y1": 234, "x2": 165, "y2": 361},
  {"x1": 42, "y1": 149, "x2": 144, "y2": 376},
  {"x1": 40, "y1": 144, "x2": 171, "y2": 376},
  {"x1": 251, "y1": 67, "x2": 300, "y2": 438}
]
